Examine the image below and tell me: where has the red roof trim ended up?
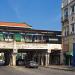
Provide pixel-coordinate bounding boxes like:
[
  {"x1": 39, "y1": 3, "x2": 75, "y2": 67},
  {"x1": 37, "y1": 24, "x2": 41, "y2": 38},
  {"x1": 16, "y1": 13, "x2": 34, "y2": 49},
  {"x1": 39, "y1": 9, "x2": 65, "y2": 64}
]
[{"x1": 0, "y1": 22, "x2": 32, "y2": 28}]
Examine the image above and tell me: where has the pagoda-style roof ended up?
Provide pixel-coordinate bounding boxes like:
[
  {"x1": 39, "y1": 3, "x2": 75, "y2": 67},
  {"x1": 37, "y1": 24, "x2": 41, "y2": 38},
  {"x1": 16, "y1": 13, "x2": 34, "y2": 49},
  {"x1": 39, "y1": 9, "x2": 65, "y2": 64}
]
[
  {"x1": 0, "y1": 22, "x2": 61, "y2": 36},
  {"x1": 0, "y1": 22, "x2": 32, "y2": 28}
]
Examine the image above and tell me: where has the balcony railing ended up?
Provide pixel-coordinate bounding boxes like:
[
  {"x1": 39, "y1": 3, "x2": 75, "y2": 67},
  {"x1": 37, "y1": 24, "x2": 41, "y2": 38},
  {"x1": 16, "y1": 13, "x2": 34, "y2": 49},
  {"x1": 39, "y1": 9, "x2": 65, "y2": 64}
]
[
  {"x1": 61, "y1": 16, "x2": 69, "y2": 23},
  {"x1": 61, "y1": 0, "x2": 74, "y2": 8}
]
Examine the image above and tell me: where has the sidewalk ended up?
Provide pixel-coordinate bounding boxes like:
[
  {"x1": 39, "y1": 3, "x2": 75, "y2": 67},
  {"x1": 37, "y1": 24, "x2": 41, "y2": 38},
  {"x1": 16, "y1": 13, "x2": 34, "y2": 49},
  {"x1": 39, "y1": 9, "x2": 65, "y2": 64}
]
[
  {"x1": 45, "y1": 65, "x2": 75, "y2": 71},
  {"x1": 11, "y1": 65, "x2": 75, "y2": 72}
]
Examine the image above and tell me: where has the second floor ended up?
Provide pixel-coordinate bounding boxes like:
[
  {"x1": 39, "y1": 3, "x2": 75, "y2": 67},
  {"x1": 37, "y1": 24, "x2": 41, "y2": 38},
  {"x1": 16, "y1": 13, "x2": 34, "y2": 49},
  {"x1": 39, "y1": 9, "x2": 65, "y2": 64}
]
[
  {"x1": 0, "y1": 31, "x2": 61, "y2": 44},
  {"x1": 0, "y1": 22, "x2": 61, "y2": 44}
]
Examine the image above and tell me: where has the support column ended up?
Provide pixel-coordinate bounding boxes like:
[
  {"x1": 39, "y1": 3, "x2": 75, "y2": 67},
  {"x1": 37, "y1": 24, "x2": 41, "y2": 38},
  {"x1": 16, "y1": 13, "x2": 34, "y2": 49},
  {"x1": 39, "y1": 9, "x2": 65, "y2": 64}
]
[
  {"x1": 11, "y1": 40, "x2": 17, "y2": 66},
  {"x1": 45, "y1": 53, "x2": 49, "y2": 67},
  {"x1": 41, "y1": 35, "x2": 43, "y2": 43},
  {"x1": 60, "y1": 50, "x2": 64, "y2": 65},
  {"x1": 38, "y1": 54, "x2": 41, "y2": 65},
  {"x1": 41, "y1": 54, "x2": 44, "y2": 66},
  {"x1": 12, "y1": 53, "x2": 17, "y2": 66}
]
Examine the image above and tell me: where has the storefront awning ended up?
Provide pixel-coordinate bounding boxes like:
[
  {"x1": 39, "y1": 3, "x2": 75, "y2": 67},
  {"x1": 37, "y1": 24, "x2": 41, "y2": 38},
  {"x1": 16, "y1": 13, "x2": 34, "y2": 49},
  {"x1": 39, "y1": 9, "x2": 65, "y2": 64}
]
[{"x1": 66, "y1": 51, "x2": 73, "y2": 56}]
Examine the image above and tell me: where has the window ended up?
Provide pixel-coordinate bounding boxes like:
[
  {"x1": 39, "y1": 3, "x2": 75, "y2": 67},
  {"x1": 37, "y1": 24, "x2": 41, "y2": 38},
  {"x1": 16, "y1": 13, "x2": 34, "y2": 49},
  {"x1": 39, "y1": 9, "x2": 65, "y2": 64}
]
[
  {"x1": 21, "y1": 33, "x2": 25, "y2": 42},
  {"x1": 25, "y1": 33, "x2": 33, "y2": 42},
  {"x1": 3, "y1": 32, "x2": 14, "y2": 41},
  {"x1": 3, "y1": 32, "x2": 9, "y2": 41},
  {"x1": 64, "y1": 8, "x2": 68, "y2": 18},
  {"x1": 64, "y1": 28, "x2": 67, "y2": 36},
  {"x1": 8, "y1": 33, "x2": 14, "y2": 41},
  {"x1": 66, "y1": 26, "x2": 69, "y2": 36},
  {"x1": 71, "y1": 23, "x2": 75, "y2": 33},
  {"x1": 71, "y1": 4, "x2": 75, "y2": 13},
  {"x1": 14, "y1": 33, "x2": 21, "y2": 42},
  {"x1": 0, "y1": 32, "x2": 4, "y2": 41}
]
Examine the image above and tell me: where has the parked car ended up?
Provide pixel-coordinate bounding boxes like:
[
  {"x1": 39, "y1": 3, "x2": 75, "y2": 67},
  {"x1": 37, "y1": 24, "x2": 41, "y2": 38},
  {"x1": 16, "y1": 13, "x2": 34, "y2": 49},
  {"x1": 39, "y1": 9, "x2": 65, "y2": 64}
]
[
  {"x1": 16, "y1": 59, "x2": 24, "y2": 66},
  {"x1": 25, "y1": 61, "x2": 39, "y2": 68}
]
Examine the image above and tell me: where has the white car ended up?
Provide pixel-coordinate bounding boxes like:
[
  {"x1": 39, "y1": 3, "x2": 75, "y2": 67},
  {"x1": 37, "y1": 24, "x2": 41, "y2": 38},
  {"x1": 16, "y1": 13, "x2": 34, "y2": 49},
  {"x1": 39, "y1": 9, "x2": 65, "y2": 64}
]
[{"x1": 0, "y1": 60, "x2": 5, "y2": 65}]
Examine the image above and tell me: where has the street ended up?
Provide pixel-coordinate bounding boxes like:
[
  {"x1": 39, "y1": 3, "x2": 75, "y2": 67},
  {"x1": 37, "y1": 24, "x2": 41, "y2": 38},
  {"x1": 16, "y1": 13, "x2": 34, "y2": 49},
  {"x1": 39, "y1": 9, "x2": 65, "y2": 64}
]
[{"x1": 0, "y1": 66, "x2": 75, "y2": 75}]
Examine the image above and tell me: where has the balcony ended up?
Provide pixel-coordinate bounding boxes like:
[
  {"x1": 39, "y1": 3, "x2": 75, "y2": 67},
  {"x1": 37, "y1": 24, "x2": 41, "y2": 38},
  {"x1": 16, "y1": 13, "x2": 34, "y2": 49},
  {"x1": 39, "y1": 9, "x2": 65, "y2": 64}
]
[
  {"x1": 61, "y1": 0, "x2": 74, "y2": 8},
  {"x1": 61, "y1": 16, "x2": 69, "y2": 23},
  {"x1": 68, "y1": 0, "x2": 75, "y2": 4},
  {"x1": 61, "y1": 0, "x2": 68, "y2": 8}
]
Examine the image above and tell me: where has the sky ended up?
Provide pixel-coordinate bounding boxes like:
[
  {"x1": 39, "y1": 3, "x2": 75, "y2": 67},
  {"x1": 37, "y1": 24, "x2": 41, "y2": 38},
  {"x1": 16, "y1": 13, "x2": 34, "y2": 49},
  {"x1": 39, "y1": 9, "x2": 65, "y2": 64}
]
[{"x1": 0, "y1": 0, "x2": 61, "y2": 31}]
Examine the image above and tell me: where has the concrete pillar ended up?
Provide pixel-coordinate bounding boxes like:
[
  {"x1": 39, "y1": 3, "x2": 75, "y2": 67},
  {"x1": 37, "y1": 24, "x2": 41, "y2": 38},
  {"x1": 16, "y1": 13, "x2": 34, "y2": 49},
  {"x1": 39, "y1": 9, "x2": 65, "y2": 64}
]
[
  {"x1": 41, "y1": 35, "x2": 43, "y2": 42},
  {"x1": 41, "y1": 54, "x2": 44, "y2": 66},
  {"x1": 38, "y1": 54, "x2": 41, "y2": 65},
  {"x1": 12, "y1": 53, "x2": 17, "y2": 66},
  {"x1": 60, "y1": 50, "x2": 64, "y2": 65},
  {"x1": 45, "y1": 53, "x2": 49, "y2": 66},
  {"x1": 47, "y1": 53, "x2": 49, "y2": 66},
  {"x1": 11, "y1": 40, "x2": 17, "y2": 66}
]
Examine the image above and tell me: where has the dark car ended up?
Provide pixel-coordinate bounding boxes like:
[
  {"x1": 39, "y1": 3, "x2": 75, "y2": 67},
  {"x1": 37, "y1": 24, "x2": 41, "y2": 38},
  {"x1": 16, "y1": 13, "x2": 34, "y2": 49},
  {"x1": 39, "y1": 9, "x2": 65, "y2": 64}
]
[{"x1": 25, "y1": 61, "x2": 38, "y2": 68}]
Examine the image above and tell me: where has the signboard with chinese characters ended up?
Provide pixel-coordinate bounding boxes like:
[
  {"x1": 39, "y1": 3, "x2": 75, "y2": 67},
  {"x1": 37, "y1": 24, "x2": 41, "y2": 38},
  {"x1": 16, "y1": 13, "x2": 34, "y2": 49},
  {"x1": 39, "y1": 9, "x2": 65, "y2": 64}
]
[
  {"x1": 16, "y1": 43, "x2": 48, "y2": 49},
  {"x1": 0, "y1": 42, "x2": 13, "y2": 49}
]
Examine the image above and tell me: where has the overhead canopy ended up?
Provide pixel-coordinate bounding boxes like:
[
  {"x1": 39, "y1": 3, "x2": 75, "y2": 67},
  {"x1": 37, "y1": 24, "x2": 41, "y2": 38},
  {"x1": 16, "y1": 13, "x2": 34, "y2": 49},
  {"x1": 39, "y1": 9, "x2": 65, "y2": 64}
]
[{"x1": 66, "y1": 51, "x2": 73, "y2": 56}]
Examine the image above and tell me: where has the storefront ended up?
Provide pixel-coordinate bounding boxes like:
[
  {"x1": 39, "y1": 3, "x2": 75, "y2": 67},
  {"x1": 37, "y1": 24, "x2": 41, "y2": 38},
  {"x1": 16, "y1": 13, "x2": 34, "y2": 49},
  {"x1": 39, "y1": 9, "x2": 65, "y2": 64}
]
[
  {"x1": 50, "y1": 50, "x2": 61, "y2": 65},
  {"x1": 64, "y1": 51, "x2": 73, "y2": 66}
]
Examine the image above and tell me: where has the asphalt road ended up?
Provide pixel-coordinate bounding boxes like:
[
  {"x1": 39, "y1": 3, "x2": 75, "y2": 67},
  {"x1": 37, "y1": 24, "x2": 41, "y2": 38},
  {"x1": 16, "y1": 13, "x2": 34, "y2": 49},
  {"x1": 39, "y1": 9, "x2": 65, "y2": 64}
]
[{"x1": 0, "y1": 66, "x2": 75, "y2": 75}]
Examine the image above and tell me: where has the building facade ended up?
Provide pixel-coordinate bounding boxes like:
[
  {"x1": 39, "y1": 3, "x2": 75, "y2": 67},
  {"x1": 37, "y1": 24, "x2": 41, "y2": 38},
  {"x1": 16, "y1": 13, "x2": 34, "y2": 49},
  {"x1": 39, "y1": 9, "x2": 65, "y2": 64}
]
[
  {"x1": 0, "y1": 22, "x2": 62, "y2": 66},
  {"x1": 61, "y1": 0, "x2": 75, "y2": 66}
]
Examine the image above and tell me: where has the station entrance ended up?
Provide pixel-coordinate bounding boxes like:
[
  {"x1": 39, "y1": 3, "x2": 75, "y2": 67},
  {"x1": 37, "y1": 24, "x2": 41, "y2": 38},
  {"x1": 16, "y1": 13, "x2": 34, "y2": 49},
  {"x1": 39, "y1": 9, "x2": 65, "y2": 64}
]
[
  {"x1": 0, "y1": 49, "x2": 48, "y2": 66},
  {"x1": 0, "y1": 49, "x2": 13, "y2": 66},
  {"x1": 18, "y1": 49, "x2": 48, "y2": 66}
]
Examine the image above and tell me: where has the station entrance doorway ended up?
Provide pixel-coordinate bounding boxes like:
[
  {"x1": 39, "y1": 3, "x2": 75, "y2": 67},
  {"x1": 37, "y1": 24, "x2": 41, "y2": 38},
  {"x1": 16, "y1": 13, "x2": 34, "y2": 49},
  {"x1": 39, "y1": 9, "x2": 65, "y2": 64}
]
[
  {"x1": 0, "y1": 49, "x2": 48, "y2": 66},
  {"x1": 18, "y1": 49, "x2": 48, "y2": 66},
  {"x1": 0, "y1": 49, "x2": 13, "y2": 66}
]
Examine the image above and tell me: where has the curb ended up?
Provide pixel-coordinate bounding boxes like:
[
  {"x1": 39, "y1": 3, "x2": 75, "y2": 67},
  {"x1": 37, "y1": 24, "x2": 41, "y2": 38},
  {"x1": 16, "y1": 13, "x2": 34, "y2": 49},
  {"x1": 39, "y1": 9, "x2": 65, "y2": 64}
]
[
  {"x1": 10, "y1": 66, "x2": 75, "y2": 72},
  {"x1": 45, "y1": 67, "x2": 75, "y2": 71}
]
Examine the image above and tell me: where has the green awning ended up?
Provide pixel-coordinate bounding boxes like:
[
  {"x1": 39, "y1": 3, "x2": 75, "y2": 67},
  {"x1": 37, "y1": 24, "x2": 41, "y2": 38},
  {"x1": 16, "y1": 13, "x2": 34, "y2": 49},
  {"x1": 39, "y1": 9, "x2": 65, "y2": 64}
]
[
  {"x1": 14, "y1": 33, "x2": 21, "y2": 42},
  {"x1": 66, "y1": 51, "x2": 73, "y2": 56},
  {"x1": 0, "y1": 32, "x2": 3, "y2": 41}
]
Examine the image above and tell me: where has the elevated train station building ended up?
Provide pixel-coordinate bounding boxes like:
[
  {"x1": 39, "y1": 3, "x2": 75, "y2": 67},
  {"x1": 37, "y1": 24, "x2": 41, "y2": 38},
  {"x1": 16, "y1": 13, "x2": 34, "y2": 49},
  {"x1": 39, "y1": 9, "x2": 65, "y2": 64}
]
[{"x1": 0, "y1": 22, "x2": 62, "y2": 66}]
